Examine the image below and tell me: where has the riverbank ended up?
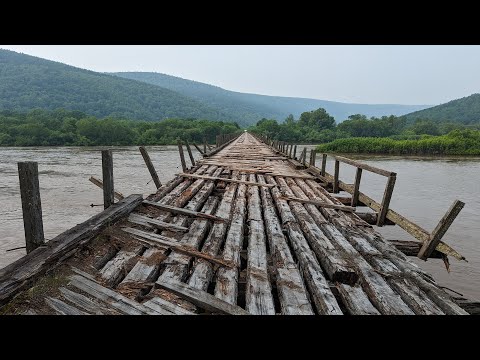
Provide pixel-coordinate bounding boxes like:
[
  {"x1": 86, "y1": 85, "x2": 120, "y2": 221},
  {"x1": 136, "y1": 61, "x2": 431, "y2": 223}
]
[{"x1": 316, "y1": 130, "x2": 480, "y2": 155}]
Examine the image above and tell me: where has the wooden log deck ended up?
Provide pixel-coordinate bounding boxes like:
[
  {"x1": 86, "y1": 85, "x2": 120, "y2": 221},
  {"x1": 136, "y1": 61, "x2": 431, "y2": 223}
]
[{"x1": 0, "y1": 132, "x2": 472, "y2": 315}]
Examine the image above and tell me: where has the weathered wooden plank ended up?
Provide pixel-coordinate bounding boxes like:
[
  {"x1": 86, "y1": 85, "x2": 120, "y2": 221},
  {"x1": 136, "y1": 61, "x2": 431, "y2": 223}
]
[
  {"x1": 377, "y1": 175, "x2": 396, "y2": 226},
  {"x1": 336, "y1": 284, "x2": 380, "y2": 315},
  {"x1": 128, "y1": 213, "x2": 189, "y2": 232},
  {"x1": 257, "y1": 175, "x2": 313, "y2": 315},
  {"x1": 122, "y1": 227, "x2": 235, "y2": 269},
  {"x1": 157, "y1": 280, "x2": 250, "y2": 315},
  {"x1": 89, "y1": 176, "x2": 125, "y2": 200},
  {"x1": 119, "y1": 247, "x2": 166, "y2": 286},
  {"x1": 280, "y1": 195, "x2": 355, "y2": 212},
  {"x1": 418, "y1": 200, "x2": 465, "y2": 260},
  {"x1": 46, "y1": 297, "x2": 88, "y2": 315},
  {"x1": 102, "y1": 150, "x2": 115, "y2": 209},
  {"x1": 245, "y1": 174, "x2": 275, "y2": 315},
  {"x1": 59, "y1": 287, "x2": 116, "y2": 315},
  {"x1": 0, "y1": 194, "x2": 143, "y2": 307},
  {"x1": 188, "y1": 180, "x2": 237, "y2": 291},
  {"x1": 143, "y1": 296, "x2": 195, "y2": 315},
  {"x1": 93, "y1": 245, "x2": 119, "y2": 270},
  {"x1": 276, "y1": 177, "x2": 358, "y2": 285},
  {"x1": 388, "y1": 240, "x2": 442, "y2": 258},
  {"x1": 139, "y1": 146, "x2": 162, "y2": 189},
  {"x1": 68, "y1": 274, "x2": 170, "y2": 315},
  {"x1": 215, "y1": 174, "x2": 246, "y2": 305},
  {"x1": 333, "y1": 155, "x2": 396, "y2": 177},
  {"x1": 267, "y1": 177, "x2": 343, "y2": 314},
  {"x1": 176, "y1": 173, "x2": 275, "y2": 187},
  {"x1": 157, "y1": 196, "x2": 219, "y2": 285},
  {"x1": 99, "y1": 246, "x2": 144, "y2": 287},
  {"x1": 143, "y1": 200, "x2": 226, "y2": 222},
  {"x1": 18, "y1": 162, "x2": 45, "y2": 253}
]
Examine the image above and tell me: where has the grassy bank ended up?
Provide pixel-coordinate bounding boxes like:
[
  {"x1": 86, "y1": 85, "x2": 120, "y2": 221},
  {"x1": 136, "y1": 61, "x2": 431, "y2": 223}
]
[{"x1": 316, "y1": 130, "x2": 480, "y2": 155}]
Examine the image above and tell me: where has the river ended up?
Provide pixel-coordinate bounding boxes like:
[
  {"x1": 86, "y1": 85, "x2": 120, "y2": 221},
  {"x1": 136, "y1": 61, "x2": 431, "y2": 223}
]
[{"x1": 1, "y1": 145, "x2": 479, "y2": 301}]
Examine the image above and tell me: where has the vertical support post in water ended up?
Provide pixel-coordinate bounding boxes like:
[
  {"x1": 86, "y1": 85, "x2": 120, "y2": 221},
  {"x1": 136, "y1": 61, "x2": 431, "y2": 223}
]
[
  {"x1": 300, "y1": 148, "x2": 306, "y2": 165},
  {"x1": 377, "y1": 174, "x2": 396, "y2": 226},
  {"x1": 351, "y1": 168, "x2": 363, "y2": 207},
  {"x1": 321, "y1": 154, "x2": 327, "y2": 176},
  {"x1": 309, "y1": 149, "x2": 316, "y2": 167},
  {"x1": 289, "y1": 144, "x2": 293, "y2": 158},
  {"x1": 293, "y1": 145, "x2": 297, "y2": 160},
  {"x1": 102, "y1": 150, "x2": 114, "y2": 209},
  {"x1": 333, "y1": 159, "x2": 340, "y2": 193},
  {"x1": 203, "y1": 137, "x2": 207, "y2": 154},
  {"x1": 177, "y1": 139, "x2": 187, "y2": 173},
  {"x1": 139, "y1": 146, "x2": 162, "y2": 189},
  {"x1": 18, "y1": 162, "x2": 45, "y2": 253},
  {"x1": 417, "y1": 200, "x2": 465, "y2": 260},
  {"x1": 185, "y1": 140, "x2": 196, "y2": 167}
]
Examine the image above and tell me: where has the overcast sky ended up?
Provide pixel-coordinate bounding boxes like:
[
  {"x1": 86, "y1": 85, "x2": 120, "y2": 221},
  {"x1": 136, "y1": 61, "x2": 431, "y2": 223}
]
[{"x1": 1, "y1": 45, "x2": 479, "y2": 105}]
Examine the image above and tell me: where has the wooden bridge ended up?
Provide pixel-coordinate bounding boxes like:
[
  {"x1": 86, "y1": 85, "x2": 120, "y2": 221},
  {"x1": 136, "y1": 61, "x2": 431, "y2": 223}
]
[{"x1": 0, "y1": 132, "x2": 473, "y2": 315}]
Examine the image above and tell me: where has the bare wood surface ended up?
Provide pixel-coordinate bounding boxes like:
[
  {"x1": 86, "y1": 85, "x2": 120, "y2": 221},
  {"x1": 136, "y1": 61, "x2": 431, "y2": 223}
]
[
  {"x1": 139, "y1": 146, "x2": 162, "y2": 189},
  {"x1": 142, "y1": 200, "x2": 226, "y2": 222},
  {"x1": 18, "y1": 162, "x2": 45, "y2": 253},
  {"x1": 176, "y1": 173, "x2": 275, "y2": 187},
  {"x1": 279, "y1": 195, "x2": 355, "y2": 212},
  {"x1": 89, "y1": 176, "x2": 125, "y2": 200}
]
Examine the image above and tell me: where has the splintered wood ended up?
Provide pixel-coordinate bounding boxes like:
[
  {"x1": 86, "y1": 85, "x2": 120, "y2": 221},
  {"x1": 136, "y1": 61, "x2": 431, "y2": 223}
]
[{"x1": 0, "y1": 132, "x2": 469, "y2": 315}]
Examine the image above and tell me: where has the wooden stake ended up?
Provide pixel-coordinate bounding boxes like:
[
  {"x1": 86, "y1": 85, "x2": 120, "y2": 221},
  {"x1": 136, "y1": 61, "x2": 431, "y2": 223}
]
[
  {"x1": 89, "y1": 176, "x2": 124, "y2": 200},
  {"x1": 377, "y1": 175, "x2": 396, "y2": 226},
  {"x1": 293, "y1": 145, "x2": 297, "y2": 159},
  {"x1": 139, "y1": 146, "x2": 161, "y2": 189},
  {"x1": 101, "y1": 150, "x2": 114, "y2": 209},
  {"x1": 18, "y1": 162, "x2": 45, "y2": 253},
  {"x1": 185, "y1": 140, "x2": 196, "y2": 167},
  {"x1": 321, "y1": 153, "x2": 327, "y2": 176},
  {"x1": 203, "y1": 137, "x2": 207, "y2": 154},
  {"x1": 333, "y1": 160, "x2": 340, "y2": 193},
  {"x1": 177, "y1": 139, "x2": 187, "y2": 172},
  {"x1": 417, "y1": 200, "x2": 465, "y2": 260},
  {"x1": 351, "y1": 168, "x2": 363, "y2": 207},
  {"x1": 193, "y1": 142, "x2": 205, "y2": 155}
]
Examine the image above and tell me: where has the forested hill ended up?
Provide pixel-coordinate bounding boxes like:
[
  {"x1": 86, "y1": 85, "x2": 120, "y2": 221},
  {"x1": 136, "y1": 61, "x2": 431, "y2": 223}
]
[
  {"x1": 112, "y1": 72, "x2": 431, "y2": 124},
  {"x1": 0, "y1": 49, "x2": 226, "y2": 121},
  {"x1": 403, "y1": 93, "x2": 480, "y2": 124}
]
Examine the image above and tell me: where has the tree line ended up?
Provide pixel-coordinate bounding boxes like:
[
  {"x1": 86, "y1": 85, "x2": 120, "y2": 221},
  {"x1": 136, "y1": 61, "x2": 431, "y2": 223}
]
[{"x1": 0, "y1": 109, "x2": 240, "y2": 146}]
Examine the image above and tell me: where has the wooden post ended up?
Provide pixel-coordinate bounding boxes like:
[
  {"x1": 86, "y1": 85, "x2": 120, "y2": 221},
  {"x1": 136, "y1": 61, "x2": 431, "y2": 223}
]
[
  {"x1": 417, "y1": 200, "x2": 465, "y2": 260},
  {"x1": 203, "y1": 138, "x2": 207, "y2": 154},
  {"x1": 139, "y1": 146, "x2": 162, "y2": 189},
  {"x1": 193, "y1": 142, "x2": 204, "y2": 155},
  {"x1": 310, "y1": 149, "x2": 316, "y2": 167},
  {"x1": 301, "y1": 148, "x2": 306, "y2": 164},
  {"x1": 177, "y1": 139, "x2": 187, "y2": 173},
  {"x1": 18, "y1": 162, "x2": 45, "y2": 253},
  {"x1": 376, "y1": 174, "x2": 396, "y2": 226},
  {"x1": 351, "y1": 168, "x2": 363, "y2": 206},
  {"x1": 321, "y1": 154, "x2": 327, "y2": 176},
  {"x1": 293, "y1": 145, "x2": 297, "y2": 159},
  {"x1": 102, "y1": 150, "x2": 114, "y2": 209},
  {"x1": 333, "y1": 160, "x2": 340, "y2": 193},
  {"x1": 185, "y1": 140, "x2": 196, "y2": 167},
  {"x1": 289, "y1": 144, "x2": 293, "y2": 158}
]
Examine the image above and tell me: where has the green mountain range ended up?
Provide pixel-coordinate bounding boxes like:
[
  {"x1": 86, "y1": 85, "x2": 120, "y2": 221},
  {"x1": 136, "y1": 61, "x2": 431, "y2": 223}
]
[
  {"x1": 112, "y1": 72, "x2": 430, "y2": 125},
  {"x1": 0, "y1": 48, "x2": 431, "y2": 126},
  {"x1": 402, "y1": 93, "x2": 480, "y2": 124}
]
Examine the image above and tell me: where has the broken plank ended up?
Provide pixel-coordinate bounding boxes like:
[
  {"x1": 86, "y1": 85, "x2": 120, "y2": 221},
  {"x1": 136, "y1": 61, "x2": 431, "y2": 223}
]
[
  {"x1": 128, "y1": 213, "x2": 188, "y2": 232},
  {"x1": 336, "y1": 284, "x2": 380, "y2": 315},
  {"x1": 99, "y1": 246, "x2": 143, "y2": 287},
  {"x1": 157, "y1": 280, "x2": 250, "y2": 315},
  {"x1": 143, "y1": 296, "x2": 195, "y2": 315},
  {"x1": 59, "y1": 287, "x2": 116, "y2": 315}
]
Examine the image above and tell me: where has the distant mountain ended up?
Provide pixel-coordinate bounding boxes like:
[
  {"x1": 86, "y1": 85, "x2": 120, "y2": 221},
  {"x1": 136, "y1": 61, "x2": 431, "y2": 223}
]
[
  {"x1": 403, "y1": 93, "x2": 480, "y2": 124},
  {"x1": 112, "y1": 72, "x2": 431, "y2": 124},
  {"x1": 0, "y1": 49, "x2": 225, "y2": 121}
]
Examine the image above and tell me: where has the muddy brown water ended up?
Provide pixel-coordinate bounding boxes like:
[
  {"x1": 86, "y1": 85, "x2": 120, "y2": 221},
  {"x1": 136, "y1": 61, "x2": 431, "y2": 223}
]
[{"x1": 1, "y1": 145, "x2": 479, "y2": 301}]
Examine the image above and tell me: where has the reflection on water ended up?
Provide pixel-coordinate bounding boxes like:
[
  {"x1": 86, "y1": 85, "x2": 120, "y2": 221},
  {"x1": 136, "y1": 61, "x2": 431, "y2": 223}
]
[{"x1": 1, "y1": 146, "x2": 479, "y2": 301}]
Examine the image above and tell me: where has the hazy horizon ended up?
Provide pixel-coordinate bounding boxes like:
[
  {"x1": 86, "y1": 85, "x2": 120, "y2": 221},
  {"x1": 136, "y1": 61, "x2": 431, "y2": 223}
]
[{"x1": 1, "y1": 45, "x2": 480, "y2": 106}]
